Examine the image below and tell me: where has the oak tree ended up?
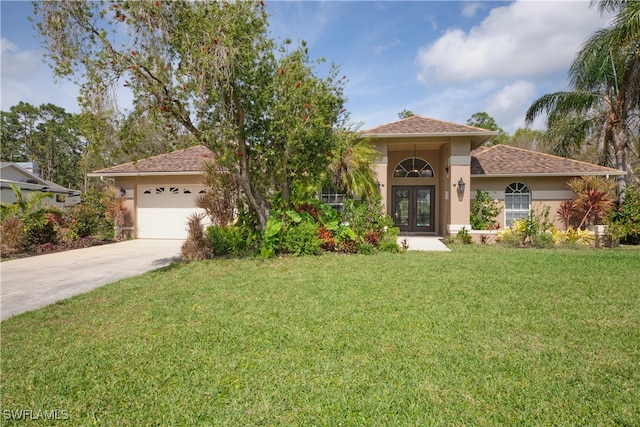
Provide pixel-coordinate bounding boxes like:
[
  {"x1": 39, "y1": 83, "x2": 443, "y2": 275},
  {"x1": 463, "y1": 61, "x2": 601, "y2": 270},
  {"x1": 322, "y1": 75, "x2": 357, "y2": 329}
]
[{"x1": 33, "y1": 0, "x2": 347, "y2": 228}]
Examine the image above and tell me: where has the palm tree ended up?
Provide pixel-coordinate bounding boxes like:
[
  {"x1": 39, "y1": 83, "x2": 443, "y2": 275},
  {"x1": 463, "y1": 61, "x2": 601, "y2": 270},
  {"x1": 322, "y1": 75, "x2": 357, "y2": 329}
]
[
  {"x1": 526, "y1": 0, "x2": 639, "y2": 201},
  {"x1": 326, "y1": 130, "x2": 381, "y2": 202},
  {"x1": 0, "y1": 183, "x2": 54, "y2": 221}
]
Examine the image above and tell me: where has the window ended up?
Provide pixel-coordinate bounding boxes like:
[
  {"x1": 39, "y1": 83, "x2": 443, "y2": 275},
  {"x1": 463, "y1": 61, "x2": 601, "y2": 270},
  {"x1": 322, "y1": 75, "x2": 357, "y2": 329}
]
[
  {"x1": 393, "y1": 158, "x2": 434, "y2": 178},
  {"x1": 505, "y1": 182, "x2": 530, "y2": 226}
]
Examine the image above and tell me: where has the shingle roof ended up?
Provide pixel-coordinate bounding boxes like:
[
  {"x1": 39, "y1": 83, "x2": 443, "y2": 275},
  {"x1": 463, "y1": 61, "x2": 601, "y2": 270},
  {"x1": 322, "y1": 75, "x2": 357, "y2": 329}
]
[
  {"x1": 471, "y1": 144, "x2": 625, "y2": 176},
  {"x1": 91, "y1": 145, "x2": 214, "y2": 175},
  {"x1": 362, "y1": 115, "x2": 496, "y2": 136}
]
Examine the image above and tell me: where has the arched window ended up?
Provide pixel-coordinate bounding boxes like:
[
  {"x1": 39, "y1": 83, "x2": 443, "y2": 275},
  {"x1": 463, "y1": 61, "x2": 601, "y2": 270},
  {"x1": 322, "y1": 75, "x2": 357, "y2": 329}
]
[
  {"x1": 505, "y1": 182, "x2": 530, "y2": 226},
  {"x1": 393, "y1": 158, "x2": 434, "y2": 178}
]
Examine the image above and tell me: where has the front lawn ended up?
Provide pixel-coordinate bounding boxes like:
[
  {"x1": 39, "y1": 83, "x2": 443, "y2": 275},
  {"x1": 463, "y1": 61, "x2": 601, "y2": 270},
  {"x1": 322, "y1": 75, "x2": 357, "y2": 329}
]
[{"x1": 1, "y1": 246, "x2": 639, "y2": 425}]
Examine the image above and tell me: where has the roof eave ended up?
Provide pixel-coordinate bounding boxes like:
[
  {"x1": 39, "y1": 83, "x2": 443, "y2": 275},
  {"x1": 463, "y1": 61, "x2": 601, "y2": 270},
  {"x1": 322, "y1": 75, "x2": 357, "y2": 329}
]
[
  {"x1": 365, "y1": 131, "x2": 498, "y2": 139},
  {"x1": 472, "y1": 171, "x2": 626, "y2": 178},
  {"x1": 88, "y1": 171, "x2": 204, "y2": 177}
]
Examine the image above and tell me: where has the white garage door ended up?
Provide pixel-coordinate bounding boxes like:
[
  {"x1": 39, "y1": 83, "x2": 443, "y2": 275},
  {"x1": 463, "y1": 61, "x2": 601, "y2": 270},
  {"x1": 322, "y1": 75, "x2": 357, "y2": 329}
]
[{"x1": 137, "y1": 185, "x2": 208, "y2": 239}]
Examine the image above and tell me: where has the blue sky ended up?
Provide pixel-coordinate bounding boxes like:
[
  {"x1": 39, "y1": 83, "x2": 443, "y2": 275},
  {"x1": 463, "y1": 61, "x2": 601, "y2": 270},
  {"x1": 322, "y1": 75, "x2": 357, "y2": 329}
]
[{"x1": 1, "y1": 1, "x2": 613, "y2": 133}]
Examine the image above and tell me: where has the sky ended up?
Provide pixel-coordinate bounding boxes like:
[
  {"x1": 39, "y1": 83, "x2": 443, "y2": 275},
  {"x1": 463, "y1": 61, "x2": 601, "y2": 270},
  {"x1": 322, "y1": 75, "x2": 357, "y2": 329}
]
[{"x1": 1, "y1": 1, "x2": 614, "y2": 134}]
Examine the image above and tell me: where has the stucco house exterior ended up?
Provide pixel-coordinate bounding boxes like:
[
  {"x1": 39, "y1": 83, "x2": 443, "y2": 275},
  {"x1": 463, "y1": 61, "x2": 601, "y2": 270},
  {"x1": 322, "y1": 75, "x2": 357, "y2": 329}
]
[
  {"x1": 364, "y1": 116, "x2": 625, "y2": 235},
  {"x1": 89, "y1": 116, "x2": 624, "y2": 239}
]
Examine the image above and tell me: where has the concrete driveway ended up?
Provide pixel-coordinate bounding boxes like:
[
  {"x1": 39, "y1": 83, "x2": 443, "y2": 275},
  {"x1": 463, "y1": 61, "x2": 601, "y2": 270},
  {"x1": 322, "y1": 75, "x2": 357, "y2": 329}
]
[{"x1": 0, "y1": 239, "x2": 183, "y2": 321}]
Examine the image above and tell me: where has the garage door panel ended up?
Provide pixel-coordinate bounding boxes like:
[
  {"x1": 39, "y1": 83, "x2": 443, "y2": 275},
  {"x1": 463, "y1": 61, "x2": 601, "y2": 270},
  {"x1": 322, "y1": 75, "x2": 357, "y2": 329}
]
[{"x1": 136, "y1": 185, "x2": 209, "y2": 239}]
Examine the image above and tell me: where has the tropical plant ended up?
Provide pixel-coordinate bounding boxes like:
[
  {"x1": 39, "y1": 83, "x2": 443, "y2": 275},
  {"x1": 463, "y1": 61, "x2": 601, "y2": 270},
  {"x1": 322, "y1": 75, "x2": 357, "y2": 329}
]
[
  {"x1": 0, "y1": 183, "x2": 54, "y2": 221},
  {"x1": 565, "y1": 176, "x2": 615, "y2": 229},
  {"x1": 180, "y1": 212, "x2": 211, "y2": 262},
  {"x1": 325, "y1": 128, "x2": 381, "y2": 201},
  {"x1": 525, "y1": 0, "x2": 640, "y2": 201},
  {"x1": 551, "y1": 226, "x2": 593, "y2": 246}
]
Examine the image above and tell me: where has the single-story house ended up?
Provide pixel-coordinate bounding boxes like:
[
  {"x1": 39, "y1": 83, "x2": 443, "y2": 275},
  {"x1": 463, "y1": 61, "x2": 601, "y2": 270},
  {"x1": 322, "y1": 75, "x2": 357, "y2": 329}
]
[
  {"x1": 89, "y1": 116, "x2": 624, "y2": 239},
  {"x1": 1, "y1": 162, "x2": 81, "y2": 208}
]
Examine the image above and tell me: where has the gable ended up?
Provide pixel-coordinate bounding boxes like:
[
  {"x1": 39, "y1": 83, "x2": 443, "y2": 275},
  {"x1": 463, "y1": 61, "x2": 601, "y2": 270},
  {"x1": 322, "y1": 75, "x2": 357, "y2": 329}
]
[
  {"x1": 0, "y1": 163, "x2": 47, "y2": 185},
  {"x1": 362, "y1": 115, "x2": 496, "y2": 148}
]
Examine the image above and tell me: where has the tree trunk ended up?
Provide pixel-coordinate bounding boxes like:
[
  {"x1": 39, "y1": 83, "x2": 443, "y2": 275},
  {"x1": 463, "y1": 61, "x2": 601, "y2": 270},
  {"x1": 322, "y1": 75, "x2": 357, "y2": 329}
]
[{"x1": 614, "y1": 127, "x2": 628, "y2": 203}]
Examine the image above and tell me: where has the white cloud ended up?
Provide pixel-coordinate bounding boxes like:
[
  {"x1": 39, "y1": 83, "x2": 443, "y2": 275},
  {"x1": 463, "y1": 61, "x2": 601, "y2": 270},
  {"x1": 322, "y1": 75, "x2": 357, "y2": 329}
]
[
  {"x1": 416, "y1": 1, "x2": 613, "y2": 85},
  {"x1": 483, "y1": 80, "x2": 536, "y2": 131},
  {"x1": 1, "y1": 37, "x2": 80, "y2": 112},
  {"x1": 1, "y1": 37, "x2": 18, "y2": 53},
  {"x1": 461, "y1": 2, "x2": 482, "y2": 18}
]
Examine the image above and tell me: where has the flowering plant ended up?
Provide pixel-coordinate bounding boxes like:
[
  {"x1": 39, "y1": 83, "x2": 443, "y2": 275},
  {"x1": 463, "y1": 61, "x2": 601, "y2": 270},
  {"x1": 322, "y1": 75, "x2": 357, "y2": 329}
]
[{"x1": 471, "y1": 190, "x2": 502, "y2": 230}]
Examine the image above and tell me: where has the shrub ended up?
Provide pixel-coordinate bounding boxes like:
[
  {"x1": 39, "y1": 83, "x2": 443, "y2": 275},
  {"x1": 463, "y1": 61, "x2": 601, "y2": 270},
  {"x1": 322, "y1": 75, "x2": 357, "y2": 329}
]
[
  {"x1": 531, "y1": 231, "x2": 555, "y2": 248},
  {"x1": 607, "y1": 186, "x2": 640, "y2": 244},
  {"x1": 0, "y1": 217, "x2": 23, "y2": 257},
  {"x1": 23, "y1": 210, "x2": 62, "y2": 247},
  {"x1": 282, "y1": 221, "x2": 322, "y2": 256},
  {"x1": 497, "y1": 207, "x2": 553, "y2": 247},
  {"x1": 471, "y1": 190, "x2": 502, "y2": 230},
  {"x1": 454, "y1": 227, "x2": 473, "y2": 244},
  {"x1": 181, "y1": 213, "x2": 212, "y2": 262},
  {"x1": 207, "y1": 225, "x2": 248, "y2": 256},
  {"x1": 65, "y1": 204, "x2": 103, "y2": 238}
]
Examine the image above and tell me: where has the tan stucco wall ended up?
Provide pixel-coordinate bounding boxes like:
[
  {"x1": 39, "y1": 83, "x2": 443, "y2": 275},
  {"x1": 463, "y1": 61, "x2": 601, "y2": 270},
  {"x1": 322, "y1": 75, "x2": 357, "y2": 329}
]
[{"x1": 471, "y1": 176, "x2": 579, "y2": 229}]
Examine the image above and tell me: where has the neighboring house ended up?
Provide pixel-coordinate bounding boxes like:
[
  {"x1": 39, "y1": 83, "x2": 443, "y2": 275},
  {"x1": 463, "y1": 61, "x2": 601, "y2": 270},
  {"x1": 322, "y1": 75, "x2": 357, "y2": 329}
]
[
  {"x1": 89, "y1": 116, "x2": 624, "y2": 239},
  {"x1": 88, "y1": 145, "x2": 214, "y2": 239},
  {"x1": 0, "y1": 162, "x2": 81, "y2": 208},
  {"x1": 362, "y1": 116, "x2": 624, "y2": 235}
]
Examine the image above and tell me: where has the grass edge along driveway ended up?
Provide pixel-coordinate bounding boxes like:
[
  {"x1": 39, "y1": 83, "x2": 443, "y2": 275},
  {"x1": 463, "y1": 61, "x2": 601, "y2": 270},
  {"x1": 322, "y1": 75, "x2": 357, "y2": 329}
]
[{"x1": 1, "y1": 246, "x2": 639, "y2": 425}]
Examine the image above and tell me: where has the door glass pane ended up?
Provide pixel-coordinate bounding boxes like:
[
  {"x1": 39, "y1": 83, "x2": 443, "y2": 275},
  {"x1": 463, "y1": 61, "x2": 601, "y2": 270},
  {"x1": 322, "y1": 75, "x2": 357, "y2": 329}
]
[
  {"x1": 394, "y1": 189, "x2": 410, "y2": 227},
  {"x1": 416, "y1": 188, "x2": 431, "y2": 227}
]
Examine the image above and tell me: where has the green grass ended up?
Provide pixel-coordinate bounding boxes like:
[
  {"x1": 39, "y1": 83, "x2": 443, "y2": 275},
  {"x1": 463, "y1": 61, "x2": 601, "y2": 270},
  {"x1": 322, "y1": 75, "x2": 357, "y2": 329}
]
[{"x1": 1, "y1": 246, "x2": 639, "y2": 425}]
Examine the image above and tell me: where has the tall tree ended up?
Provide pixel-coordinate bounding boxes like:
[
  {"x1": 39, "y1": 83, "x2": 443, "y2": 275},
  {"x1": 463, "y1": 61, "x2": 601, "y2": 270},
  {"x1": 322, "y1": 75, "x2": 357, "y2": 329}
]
[
  {"x1": 526, "y1": 0, "x2": 640, "y2": 200},
  {"x1": 33, "y1": 1, "x2": 347, "y2": 229},
  {"x1": 1, "y1": 103, "x2": 84, "y2": 189},
  {"x1": 466, "y1": 112, "x2": 509, "y2": 146}
]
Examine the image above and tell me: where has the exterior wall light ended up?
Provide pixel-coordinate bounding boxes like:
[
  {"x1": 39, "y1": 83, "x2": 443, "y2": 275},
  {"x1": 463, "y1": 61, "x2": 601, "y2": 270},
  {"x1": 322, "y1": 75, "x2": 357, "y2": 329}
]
[{"x1": 457, "y1": 178, "x2": 466, "y2": 195}]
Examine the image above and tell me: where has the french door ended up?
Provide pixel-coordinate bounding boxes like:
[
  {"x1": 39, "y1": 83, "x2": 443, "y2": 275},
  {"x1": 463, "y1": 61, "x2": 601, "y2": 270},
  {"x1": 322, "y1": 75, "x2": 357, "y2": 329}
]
[{"x1": 392, "y1": 186, "x2": 435, "y2": 232}]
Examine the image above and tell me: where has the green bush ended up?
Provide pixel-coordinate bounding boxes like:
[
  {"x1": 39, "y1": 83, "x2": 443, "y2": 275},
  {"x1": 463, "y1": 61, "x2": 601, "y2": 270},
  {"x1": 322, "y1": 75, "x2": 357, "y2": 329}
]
[
  {"x1": 281, "y1": 221, "x2": 322, "y2": 256},
  {"x1": 23, "y1": 211, "x2": 62, "y2": 247},
  {"x1": 531, "y1": 231, "x2": 555, "y2": 248},
  {"x1": 207, "y1": 225, "x2": 249, "y2": 256},
  {"x1": 471, "y1": 190, "x2": 502, "y2": 230},
  {"x1": 608, "y1": 187, "x2": 640, "y2": 244}
]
